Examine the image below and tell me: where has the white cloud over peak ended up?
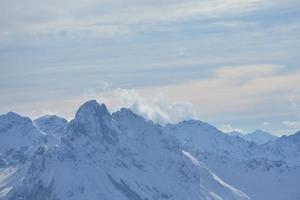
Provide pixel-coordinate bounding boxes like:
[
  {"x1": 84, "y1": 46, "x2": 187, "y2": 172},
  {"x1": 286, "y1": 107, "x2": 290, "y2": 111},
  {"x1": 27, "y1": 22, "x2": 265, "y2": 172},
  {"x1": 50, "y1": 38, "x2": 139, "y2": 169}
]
[
  {"x1": 116, "y1": 89, "x2": 199, "y2": 125},
  {"x1": 215, "y1": 64, "x2": 281, "y2": 83},
  {"x1": 83, "y1": 87, "x2": 200, "y2": 125}
]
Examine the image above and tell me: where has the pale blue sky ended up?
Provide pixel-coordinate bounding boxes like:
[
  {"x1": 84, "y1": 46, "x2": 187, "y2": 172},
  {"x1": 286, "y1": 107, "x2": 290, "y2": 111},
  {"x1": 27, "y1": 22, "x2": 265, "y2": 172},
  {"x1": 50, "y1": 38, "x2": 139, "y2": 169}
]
[{"x1": 0, "y1": 0, "x2": 300, "y2": 135}]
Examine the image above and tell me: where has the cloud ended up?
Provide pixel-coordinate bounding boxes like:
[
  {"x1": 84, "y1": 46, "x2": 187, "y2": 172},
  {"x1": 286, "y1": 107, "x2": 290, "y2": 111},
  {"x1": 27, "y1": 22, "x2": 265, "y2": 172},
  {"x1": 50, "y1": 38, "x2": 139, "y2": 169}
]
[
  {"x1": 219, "y1": 124, "x2": 245, "y2": 133},
  {"x1": 2, "y1": 64, "x2": 299, "y2": 136},
  {"x1": 16, "y1": 86, "x2": 199, "y2": 125},
  {"x1": 137, "y1": 64, "x2": 300, "y2": 120},
  {"x1": 0, "y1": 0, "x2": 298, "y2": 43},
  {"x1": 46, "y1": 87, "x2": 199, "y2": 125},
  {"x1": 14, "y1": 64, "x2": 298, "y2": 127},
  {"x1": 215, "y1": 64, "x2": 281, "y2": 83},
  {"x1": 116, "y1": 89, "x2": 199, "y2": 125},
  {"x1": 283, "y1": 121, "x2": 300, "y2": 129},
  {"x1": 262, "y1": 121, "x2": 270, "y2": 126}
]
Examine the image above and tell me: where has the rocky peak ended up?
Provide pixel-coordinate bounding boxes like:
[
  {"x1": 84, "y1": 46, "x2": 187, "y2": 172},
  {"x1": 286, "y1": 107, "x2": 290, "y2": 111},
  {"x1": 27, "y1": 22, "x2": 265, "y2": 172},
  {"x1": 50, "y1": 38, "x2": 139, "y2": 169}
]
[
  {"x1": 75, "y1": 100, "x2": 110, "y2": 121},
  {"x1": 66, "y1": 100, "x2": 118, "y2": 145}
]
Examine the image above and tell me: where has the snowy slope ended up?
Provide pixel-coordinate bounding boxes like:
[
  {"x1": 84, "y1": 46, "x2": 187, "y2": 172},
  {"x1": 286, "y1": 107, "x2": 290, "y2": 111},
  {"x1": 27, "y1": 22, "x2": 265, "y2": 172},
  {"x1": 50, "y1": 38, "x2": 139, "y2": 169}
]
[
  {"x1": 163, "y1": 121, "x2": 300, "y2": 200},
  {"x1": 227, "y1": 130, "x2": 277, "y2": 145},
  {"x1": 164, "y1": 120, "x2": 254, "y2": 159},
  {"x1": 0, "y1": 100, "x2": 250, "y2": 200},
  {"x1": 199, "y1": 152, "x2": 300, "y2": 200},
  {"x1": 34, "y1": 115, "x2": 68, "y2": 146},
  {"x1": 34, "y1": 115, "x2": 68, "y2": 138},
  {"x1": 243, "y1": 130, "x2": 277, "y2": 145},
  {"x1": 0, "y1": 112, "x2": 46, "y2": 198},
  {"x1": 255, "y1": 131, "x2": 300, "y2": 166},
  {"x1": 0, "y1": 112, "x2": 44, "y2": 152},
  {"x1": 0, "y1": 112, "x2": 45, "y2": 166}
]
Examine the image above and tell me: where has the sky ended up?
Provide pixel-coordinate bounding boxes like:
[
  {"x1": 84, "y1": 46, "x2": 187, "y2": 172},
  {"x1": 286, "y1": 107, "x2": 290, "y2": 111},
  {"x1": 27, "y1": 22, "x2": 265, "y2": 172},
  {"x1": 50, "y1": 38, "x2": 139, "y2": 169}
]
[{"x1": 0, "y1": 0, "x2": 300, "y2": 136}]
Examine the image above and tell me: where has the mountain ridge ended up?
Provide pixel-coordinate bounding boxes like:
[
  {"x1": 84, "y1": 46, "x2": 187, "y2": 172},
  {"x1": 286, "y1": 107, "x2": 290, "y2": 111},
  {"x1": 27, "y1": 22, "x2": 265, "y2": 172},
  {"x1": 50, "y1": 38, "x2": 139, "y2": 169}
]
[
  {"x1": 0, "y1": 100, "x2": 251, "y2": 200},
  {"x1": 226, "y1": 129, "x2": 278, "y2": 145}
]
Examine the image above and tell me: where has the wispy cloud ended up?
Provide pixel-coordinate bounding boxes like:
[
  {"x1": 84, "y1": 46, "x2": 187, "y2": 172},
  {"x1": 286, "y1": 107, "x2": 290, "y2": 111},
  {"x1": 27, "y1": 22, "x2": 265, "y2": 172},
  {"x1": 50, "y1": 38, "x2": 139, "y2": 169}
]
[
  {"x1": 116, "y1": 89, "x2": 198, "y2": 125},
  {"x1": 137, "y1": 64, "x2": 300, "y2": 119},
  {"x1": 9, "y1": 87, "x2": 199, "y2": 125},
  {"x1": 0, "y1": 0, "x2": 298, "y2": 43},
  {"x1": 283, "y1": 121, "x2": 300, "y2": 129}
]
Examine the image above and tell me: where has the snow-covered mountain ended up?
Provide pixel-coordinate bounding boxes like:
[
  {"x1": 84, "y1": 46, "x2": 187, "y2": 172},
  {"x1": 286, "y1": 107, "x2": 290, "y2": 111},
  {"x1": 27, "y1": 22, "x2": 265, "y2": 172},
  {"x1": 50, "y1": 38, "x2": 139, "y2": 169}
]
[
  {"x1": 163, "y1": 120, "x2": 300, "y2": 200},
  {"x1": 164, "y1": 120, "x2": 253, "y2": 159},
  {"x1": 1, "y1": 100, "x2": 299, "y2": 200},
  {"x1": 34, "y1": 115, "x2": 68, "y2": 146},
  {"x1": 243, "y1": 130, "x2": 277, "y2": 145},
  {"x1": 0, "y1": 112, "x2": 45, "y2": 166},
  {"x1": 0, "y1": 100, "x2": 250, "y2": 200},
  {"x1": 34, "y1": 115, "x2": 68, "y2": 138},
  {"x1": 227, "y1": 130, "x2": 277, "y2": 145},
  {"x1": 254, "y1": 131, "x2": 300, "y2": 166}
]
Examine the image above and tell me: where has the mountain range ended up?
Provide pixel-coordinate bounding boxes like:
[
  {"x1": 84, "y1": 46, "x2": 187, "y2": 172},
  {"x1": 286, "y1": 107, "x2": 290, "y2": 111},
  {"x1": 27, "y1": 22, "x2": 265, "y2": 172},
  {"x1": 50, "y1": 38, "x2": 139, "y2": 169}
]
[
  {"x1": 0, "y1": 100, "x2": 299, "y2": 200},
  {"x1": 227, "y1": 130, "x2": 278, "y2": 145}
]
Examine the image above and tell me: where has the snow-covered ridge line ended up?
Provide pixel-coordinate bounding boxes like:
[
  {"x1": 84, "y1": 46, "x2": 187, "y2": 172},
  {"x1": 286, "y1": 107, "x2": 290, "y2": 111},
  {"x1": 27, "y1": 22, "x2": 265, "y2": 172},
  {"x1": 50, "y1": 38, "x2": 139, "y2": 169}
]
[{"x1": 0, "y1": 100, "x2": 252, "y2": 200}]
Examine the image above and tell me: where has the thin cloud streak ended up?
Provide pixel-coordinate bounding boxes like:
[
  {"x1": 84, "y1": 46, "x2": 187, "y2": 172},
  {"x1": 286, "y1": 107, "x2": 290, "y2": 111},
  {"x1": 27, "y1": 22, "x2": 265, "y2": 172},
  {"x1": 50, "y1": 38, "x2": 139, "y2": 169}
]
[
  {"x1": 0, "y1": 0, "x2": 298, "y2": 43},
  {"x1": 283, "y1": 121, "x2": 300, "y2": 129},
  {"x1": 137, "y1": 64, "x2": 300, "y2": 118}
]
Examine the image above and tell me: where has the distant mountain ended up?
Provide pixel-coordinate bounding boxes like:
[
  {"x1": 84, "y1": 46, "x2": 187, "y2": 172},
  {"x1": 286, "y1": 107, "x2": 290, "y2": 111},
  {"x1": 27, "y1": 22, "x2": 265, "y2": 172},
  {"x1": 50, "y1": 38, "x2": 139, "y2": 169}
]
[
  {"x1": 34, "y1": 114, "x2": 68, "y2": 146},
  {"x1": 243, "y1": 130, "x2": 278, "y2": 145},
  {"x1": 0, "y1": 100, "x2": 250, "y2": 200},
  {"x1": 164, "y1": 122, "x2": 300, "y2": 200},
  {"x1": 34, "y1": 115, "x2": 68, "y2": 137},
  {"x1": 255, "y1": 131, "x2": 300, "y2": 166},
  {"x1": 164, "y1": 120, "x2": 252, "y2": 159},
  {"x1": 227, "y1": 129, "x2": 277, "y2": 145}
]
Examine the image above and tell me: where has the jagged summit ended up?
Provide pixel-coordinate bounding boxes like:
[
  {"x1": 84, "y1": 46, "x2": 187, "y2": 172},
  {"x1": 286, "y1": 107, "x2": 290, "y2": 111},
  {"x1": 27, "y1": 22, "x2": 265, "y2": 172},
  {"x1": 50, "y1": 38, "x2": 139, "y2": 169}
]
[
  {"x1": 66, "y1": 100, "x2": 118, "y2": 145},
  {"x1": 75, "y1": 100, "x2": 110, "y2": 119}
]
